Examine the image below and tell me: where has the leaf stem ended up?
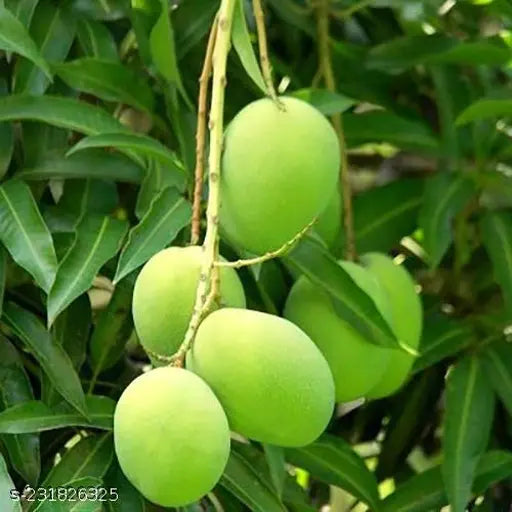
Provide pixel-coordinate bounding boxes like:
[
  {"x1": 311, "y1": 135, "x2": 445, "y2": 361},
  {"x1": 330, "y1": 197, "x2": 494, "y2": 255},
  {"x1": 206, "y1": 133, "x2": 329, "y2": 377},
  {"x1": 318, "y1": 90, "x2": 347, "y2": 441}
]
[
  {"x1": 252, "y1": 0, "x2": 278, "y2": 101},
  {"x1": 170, "y1": 0, "x2": 237, "y2": 368},
  {"x1": 316, "y1": 0, "x2": 356, "y2": 261},
  {"x1": 216, "y1": 218, "x2": 316, "y2": 269},
  {"x1": 191, "y1": 17, "x2": 219, "y2": 245}
]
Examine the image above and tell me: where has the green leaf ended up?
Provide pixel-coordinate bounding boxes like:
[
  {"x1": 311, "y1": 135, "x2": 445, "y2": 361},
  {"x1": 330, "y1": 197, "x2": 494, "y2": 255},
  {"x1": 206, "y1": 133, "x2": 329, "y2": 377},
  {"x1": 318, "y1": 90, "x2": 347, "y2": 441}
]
[
  {"x1": 76, "y1": 19, "x2": 119, "y2": 61},
  {"x1": 481, "y1": 341, "x2": 512, "y2": 417},
  {"x1": 14, "y1": 4, "x2": 76, "y2": 95},
  {"x1": 0, "y1": 336, "x2": 40, "y2": 485},
  {"x1": 0, "y1": 95, "x2": 126, "y2": 135},
  {"x1": 412, "y1": 314, "x2": 475, "y2": 374},
  {"x1": 0, "y1": 247, "x2": 5, "y2": 317},
  {"x1": 352, "y1": 178, "x2": 424, "y2": 254},
  {"x1": 442, "y1": 356, "x2": 495, "y2": 512},
  {"x1": 149, "y1": 0, "x2": 191, "y2": 107},
  {"x1": 89, "y1": 273, "x2": 135, "y2": 377},
  {"x1": 42, "y1": 433, "x2": 113, "y2": 487},
  {"x1": 221, "y1": 450, "x2": 286, "y2": 512},
  {"x1": 285, "y1": 236, "x2": 398, "y2": 348},
  {"x1": 343, "y1": 111, "x2": 440, "y2": 154},
  {"x1": 0, "y1": 79, "x2": 13, "y2": 179},
  {"x1": 480, "y1": 211, "x2": 512, "y2": 317},
  {"x1": 3, "y1": 302, "x2": 87, "y2": 417},
  {"x1": 0, "y1": 179, "x2": 57, "y2": 292},
  {"x1": 291, "y1": 88, "x2": 354, "y2": 116},
  {"x1": 0, "y1": 453, "x2": 21, "y2": 512},
  {"x1": 47, "y1": 214, "x2": 128, "y2": 325},
  {"x1": 367, "y1": 34, "x2": 511, "y2": 71},
  {"x1": 5, "y1": 0, "x2": 39, "y2": 28},
  {"x1": 382, "y1": 450, "x2": 512, "y2": 512},
  {"x1": 232, "y1": 0, "x2": 267, "y2": 94},
  {"x1": 285, "y1": 434, "x2": 381, "y2": 511},
  {"x1": 263, "y1": 445, "x2": 286, "y2": 498},
  {"x1": 18, "y1": 150, "x2": 144, "y2": 184},
  {"x1": 53, "y1": 58, "x2": 154, "y2": 113},
  {"x1": 418, "y1": 172, "x2": 475, "y2": 268},
  {"x1": 104, "y1": 460, "x2": 145, "y2": 511},
  {"x1": 0, "y1": 5, "x2": 51, "y2": 80},
  {"x1": 457, "y1": 99, "x2": 512, "y2": 125},
  {"x1": 0, "y1": 396, "x2": 114, "y2": 433},
  {"x1": 67, "y1": 132, "x2": 184, "y2": 172},
  {"x1": 114, "y1": 187, "x2": 191, "y2": 283}
]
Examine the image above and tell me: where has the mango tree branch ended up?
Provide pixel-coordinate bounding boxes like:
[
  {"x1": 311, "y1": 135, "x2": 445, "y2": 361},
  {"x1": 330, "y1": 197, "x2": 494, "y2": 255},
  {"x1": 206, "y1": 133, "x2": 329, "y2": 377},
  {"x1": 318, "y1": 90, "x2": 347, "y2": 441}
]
[
  {"x1": 191, "y1": 16, "x2": 219, "y2": 245},
  {"x1": 171, "y1": 0, "x2": 236, "y2": 368},
  {"x1": 252, "y1": 0, "x2": 278, "y2": 101},
  {"x1": 216, "y1": 218, "x2": 316, "y2": 269},
  {"x1": 316, "y1": 0, "x2": 356, "y2": 261}
]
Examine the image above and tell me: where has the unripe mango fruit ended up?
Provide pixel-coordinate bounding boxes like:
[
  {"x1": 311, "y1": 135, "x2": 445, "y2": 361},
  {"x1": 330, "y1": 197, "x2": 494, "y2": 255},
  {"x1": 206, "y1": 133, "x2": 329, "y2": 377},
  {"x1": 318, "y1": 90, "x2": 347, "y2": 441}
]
[
  {"x1": 361, "y1": 253, "x2": 422, "y2": 399},
  {"x1": 220, "y1": 96, "x2": 340, "y2": 255},
  {"x1": 132, "y1": 246, "x2": 245, "y2": 362},
  {"x1": 114, "y1": 367, "x2": 230, "y2": 507},
  {"x1": 187, "y1": 308, "x2": 335, "y2": 447},
  {"x1": 315, "y1": 190, "x2": 342, "y2": 249},
  {"x1": 284, "y1": 261, "x2": 392, "y2": 403}
]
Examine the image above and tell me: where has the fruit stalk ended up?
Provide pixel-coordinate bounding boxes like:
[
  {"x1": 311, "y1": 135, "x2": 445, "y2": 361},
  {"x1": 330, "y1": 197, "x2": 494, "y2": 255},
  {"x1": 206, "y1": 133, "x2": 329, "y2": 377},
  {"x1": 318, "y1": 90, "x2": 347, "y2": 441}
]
[
  {"x1": 191, "y1": 16, "x2": 219, "y2": 246},
  {"x1": 315, "y1": 0, "x2": 356, "y2": 261},
  {"x1": 171, "y1": 0, "x2": 236, "y2": 367},
  {"x1": 252, "y1": 0, "x2": 278, "y2": 101}
]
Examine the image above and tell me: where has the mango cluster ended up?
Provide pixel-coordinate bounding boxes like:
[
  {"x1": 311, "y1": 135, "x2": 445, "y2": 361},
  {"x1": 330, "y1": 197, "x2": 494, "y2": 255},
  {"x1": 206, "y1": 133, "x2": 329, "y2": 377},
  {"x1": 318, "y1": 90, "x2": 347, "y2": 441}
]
[{"x1": 113, "y1": 97, "x2": 422, "y2": 508}]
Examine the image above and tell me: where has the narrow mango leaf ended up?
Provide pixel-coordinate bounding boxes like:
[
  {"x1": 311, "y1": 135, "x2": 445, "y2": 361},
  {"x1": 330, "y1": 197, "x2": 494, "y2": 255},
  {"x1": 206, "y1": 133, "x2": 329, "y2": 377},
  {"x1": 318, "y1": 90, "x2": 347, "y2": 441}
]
[
  {"x1": 0, "y1": 78, "x2": 13, "y2": 180},
  {"x1": 292, "y1": 88, "x2": 354, "y2": 116},
  {"x1": 482, "y1": 341, "x2": 512, "y2": 417},
  {"x1": 47, "y1": 215, "x2": 128, "y2": 325},
  {"x1": 76, "y1": 19, "x2": 119, "y2": 61},
  {"x1": 232, "y1": 0, "x2": 266, "y2": 93},
  {"x1": 0, "y1": 5, "x2": 51, "y2": 79},
  {"x1": 0, "y1": 179, "x2": 57, "y2": 292},
  {"x1": 0, "y1": 453, "x2": 21, "y2": 512},
  {"x1": 352, "y1": 178, "x2": 424, "y2": 254},
  {"x1": 457, "y1": 99, "x2": 512, "y2": 125},
  {"x1": 0, "y1": 247, "x2": 5, "y2": 317},
  {"x1": 412, "y1": 314, "x2": 475, "y2": 374},
  {"x1": 442, "y1": 356, "x2": 495, "y2": 512},
  {"x1": 42, "y1": 434, "x2": 113, "y2": 487},
  {"x1": 480, "y1": 211, "x2": 512, "y2": 316},
  {"x1": 343, "y1": 111, "x2": 440, "y2": 154},
  {"x1": 149, "y1": 0, "x2": 191, "y2": 107},
  {"x1": 5, "y1": 0, "x2": 39, "y2": 28},
  {"x1": 3, "y1": 302, "x2": 87, "y2": 417},
  {"x1": 418, "y1": 172, "x2": 475, "y2": 268},
  {"x1": 263, "y1": 445, "x2": 286, "y2": 498},
  {"x1": 53, "y1": 58, "x2": 154, "y2": 112},
  {"x1": 14, "y1": 4, "x2": 76, "y2": 95},
  {"x1": 0, "y1": 336, "x2": 40, "y2": 485},
  {"x1": 67, "y1": 132, "x2": 184, "y2": 172},
  {"x1": 0, "y1": 396, "x2": 115, "y2": 433},
  {"x1": 221, "y1": 450, "x2": 286, "y2": 512},
  {"x1": 89, "y1": 272, "x2": 135, "y2": 377},
  {"x1": 285, "y1": 435, "x2": 381, "y2": 511},
  {"x1": 285, "y1": 236, "x2": 398, "y2": 348},
  {"x1": 382, "y1": 450, "x2": 512, "y2": 512},
  {"x1": 104, "y1": 460, "x2": 145, "y2": 511},
  {"x1": 18, "y1": 150, "x2": 144, "y2": 184},
  {"x1": 0, "y1": 95, "x2": 126, "y2": 135},
  {"x1": 114, "y1": 187, "x2": 191, "y2": 283}
]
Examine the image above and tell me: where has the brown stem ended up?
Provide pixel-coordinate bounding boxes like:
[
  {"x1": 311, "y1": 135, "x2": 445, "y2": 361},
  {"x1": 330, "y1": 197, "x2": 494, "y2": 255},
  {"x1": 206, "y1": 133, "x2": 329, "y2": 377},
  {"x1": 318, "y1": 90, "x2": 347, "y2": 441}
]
[
  {"x1": 191, "y1": 17, "x2": 219, "y2": 246},
  {"x1": 316, "y1": 0, "x2": 356, "y2": 261},
  {"x1": 252, "y1": 0, "x2": 278, "y2": 101}
]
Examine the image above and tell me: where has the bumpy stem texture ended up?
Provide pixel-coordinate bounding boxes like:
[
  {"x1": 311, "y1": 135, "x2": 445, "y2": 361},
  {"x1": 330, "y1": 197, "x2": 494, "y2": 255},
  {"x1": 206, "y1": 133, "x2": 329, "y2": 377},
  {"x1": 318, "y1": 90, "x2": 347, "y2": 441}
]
[
  {"x1": 316, "y1": 0, "x2": 356, "y2": 261},
  {"x1": 191, "y1": 17, "x2": 219, "y2": 245},
  {"x1": 171, "y1": 0, "x2": 236, "y2": 367}
]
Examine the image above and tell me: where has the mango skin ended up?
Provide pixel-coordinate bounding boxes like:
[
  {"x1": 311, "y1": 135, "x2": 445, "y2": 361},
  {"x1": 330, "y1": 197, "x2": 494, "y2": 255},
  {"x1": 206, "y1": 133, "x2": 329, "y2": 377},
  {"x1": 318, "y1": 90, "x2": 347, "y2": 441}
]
[
  {"x1": 284, "y1": 261, "x2": 392, "y2": 403},
  {"x1": 361, "y1": 253, "x2": 422, "y2": 399},
  {"x1": 220, "y1": 96, "x2": 340, "y2": 255},
  {"x1": 114, "y1": 367, "x2": 230, "y2": 507},
  {"x1": 187, "y1": 308, "x2": 335, "y2": 447},
  {"x1": 132, "y1": 246, "x2": 246, "y2": 361},
  {"x1": 315, "y1": 190, "x2": 342, "y2": 249}
]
